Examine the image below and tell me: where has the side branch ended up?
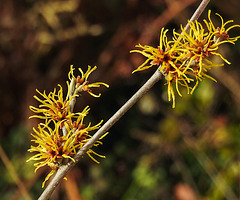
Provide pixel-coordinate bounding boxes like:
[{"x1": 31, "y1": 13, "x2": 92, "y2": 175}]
[
  {"x1": 38, "y1": 1, "x2": 211, "y2": 199},
  {"x1": 38, "y1": 68, "x2": 163, "y2": 200}
]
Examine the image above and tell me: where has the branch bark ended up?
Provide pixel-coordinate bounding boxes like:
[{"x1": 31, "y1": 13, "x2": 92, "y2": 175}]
[
  {"x1": 38, "y1": 68, "x2": 163, "y2": 200},
  {"x1": 38, "y1": 0, "x2": 210, "y2": 199}
]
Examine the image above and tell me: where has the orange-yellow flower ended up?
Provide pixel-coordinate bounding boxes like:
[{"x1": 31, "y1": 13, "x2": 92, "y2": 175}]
[
  {"x1": 27, "y1": 121, "x2": 76, "y2": 187},
  {"x1": 204, "y1": 10, "x2": 240, "y2": 43},
  {"x1": 27, "y1": 108, "x2": 106, "y2": 187},
  {"x1": 64, "y1": 106, "x2": 107, "y2": 164},
  {"x1": 28, "y1": 65, "x2": 109, "y2": 187},
  {"x1": 131, "y1": 10, "x2": 240, "y2": 108},
  {"x1": 131, "y1": 28, "x2": 184, "y2": 76},
  {"x1": 29, "y1": 84, "x2": 76, "y2": 126},
  {"x1": 68, "y1": 65, "x2": 109, "y2": 97},
  {"x1": 131, "y1": 28, "x2": 188, "y2": 107}
]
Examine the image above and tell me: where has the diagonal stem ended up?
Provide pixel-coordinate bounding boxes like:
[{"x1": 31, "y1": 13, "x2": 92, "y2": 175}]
[
  {"x1": 38, "y1": 68, "x2": 163, "y2": 200},
  {"x1": 38, "y1": 0, "x2": 210, "y2": 199},
  {"x1": 185, "y1": 0, "x2": 210, "y2": 32}
]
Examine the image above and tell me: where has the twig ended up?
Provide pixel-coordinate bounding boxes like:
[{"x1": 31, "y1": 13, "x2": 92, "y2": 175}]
[
  {"x1": 184, "y1": 0, "x2": 210, "y2": 32},
  {"x1": 38, "y1": 0, "x2": 210, "y2": 199},
  {"x1": 38, "y1": 67, "x2": 163, "y2": 200}
]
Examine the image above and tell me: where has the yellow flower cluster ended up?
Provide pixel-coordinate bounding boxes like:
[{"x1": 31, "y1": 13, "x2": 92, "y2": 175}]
[
  {"x1": 27, "y1": 65, "x2": 108, "y2": 187},
  {"x1": 131, "y1": 10, "x2": 240, "y2": 108}
]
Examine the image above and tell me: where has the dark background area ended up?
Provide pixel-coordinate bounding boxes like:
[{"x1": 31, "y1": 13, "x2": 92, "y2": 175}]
[{"x1": 1, "y1": 0, "x2": 240, "y2": 199}]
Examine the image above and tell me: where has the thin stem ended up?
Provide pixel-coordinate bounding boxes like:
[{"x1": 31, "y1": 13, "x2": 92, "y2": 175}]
[
  {"x1": 38, "y1": 0, "x2": 210, "y2": 199},
  {"x1": 69, "y1": 78, "x2": 76, "y2": 113},
  {"x1": 62, "y1": 126, "x2": 68, "y2": 137},
  {"x1": 75, "y1": 69, "x2": 163, "y2": 161},
  {"x1": 185, "y1": 0, "x2": 210, "y2": 32},
  {"x1": 38, "y1": 68, "x2": 163, "y2": 200}
]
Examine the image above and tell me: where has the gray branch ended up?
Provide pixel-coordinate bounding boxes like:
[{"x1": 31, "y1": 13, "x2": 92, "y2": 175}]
[
  {"x1": 38, "y1": 68, "x2": 163, "y2": 200},
  {"x1": 38, "y1": 0, "x2": 210, "y2": 198}
]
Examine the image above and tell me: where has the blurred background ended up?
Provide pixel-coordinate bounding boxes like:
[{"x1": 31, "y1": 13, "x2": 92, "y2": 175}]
[{"x1": 1, "y1": 0, "x2": 240, "y2": 199}]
